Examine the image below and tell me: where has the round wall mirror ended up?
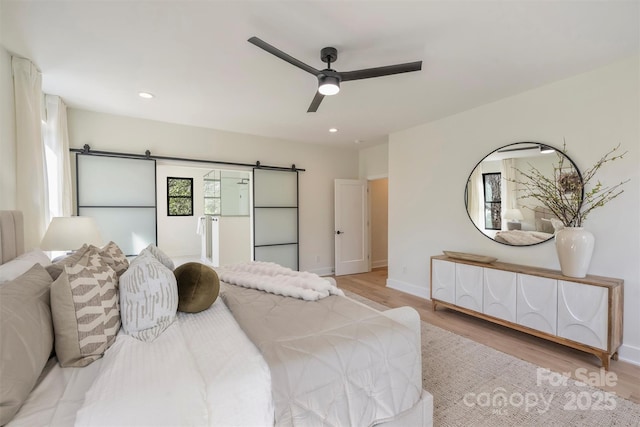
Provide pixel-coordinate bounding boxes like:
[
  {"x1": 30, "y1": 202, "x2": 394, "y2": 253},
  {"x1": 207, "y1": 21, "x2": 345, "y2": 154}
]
[{"x1": 465, "y1": 142, "x2": 582, "y2": 246}]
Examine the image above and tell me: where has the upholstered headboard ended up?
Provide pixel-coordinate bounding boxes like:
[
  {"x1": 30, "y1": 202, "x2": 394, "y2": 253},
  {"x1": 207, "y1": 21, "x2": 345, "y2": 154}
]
[
  {"x1": 0, "y1": 210, "x2": 25, "y2": 264},
  {"x1": 534, "y1": 206, "x2": 556, "y2": 221}
]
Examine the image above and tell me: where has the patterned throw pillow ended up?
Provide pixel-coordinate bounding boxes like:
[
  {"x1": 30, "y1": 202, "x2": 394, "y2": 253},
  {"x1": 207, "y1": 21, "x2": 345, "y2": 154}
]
[
  {"x1": 139, "y1": 244, "x2": 175, "y2": 270},
  {"x1": 119, "y1": 253, "x2": 178, "y2": 342},
  {"x1": 45, "y1": 244, "x2": 89, "y2": 280},
  {"x1": 50, "y1": 247, "x2": 120, "y2": 367},
  {"x1": 90, "y1": 241, "x2": 129, "y2": 277}
]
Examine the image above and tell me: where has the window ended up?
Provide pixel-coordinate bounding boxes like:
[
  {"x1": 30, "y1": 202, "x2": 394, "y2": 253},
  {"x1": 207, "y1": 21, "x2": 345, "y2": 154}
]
[
  {"x1": 167, "y1": 177, "x2": 193, "y2": 216},
  {"x1": 483, "y1": 173, "x2": 501, "y2": 230}
]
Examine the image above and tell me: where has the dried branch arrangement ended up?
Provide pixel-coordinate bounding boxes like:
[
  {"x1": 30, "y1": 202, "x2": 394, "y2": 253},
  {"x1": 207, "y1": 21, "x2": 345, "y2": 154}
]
[{"x1": 513, "y1": 143, "x2": 628, "y2": 227}]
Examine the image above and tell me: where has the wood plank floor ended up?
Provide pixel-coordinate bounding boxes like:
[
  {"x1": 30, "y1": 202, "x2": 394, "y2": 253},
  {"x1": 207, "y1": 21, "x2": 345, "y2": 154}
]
[{"x1": 335, "y1": 268, "x2": 640, "y2": 404}]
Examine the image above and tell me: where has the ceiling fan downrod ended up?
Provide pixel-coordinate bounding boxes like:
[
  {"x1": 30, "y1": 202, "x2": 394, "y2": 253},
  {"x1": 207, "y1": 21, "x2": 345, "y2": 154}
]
[{"x1": 321, "y1": 47, "x2": 338, "y2": 69}]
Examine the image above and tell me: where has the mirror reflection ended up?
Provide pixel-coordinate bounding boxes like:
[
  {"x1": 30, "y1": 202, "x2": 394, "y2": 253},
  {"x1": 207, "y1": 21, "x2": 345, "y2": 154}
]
[
  {"x1": 465, "y1": 142, "x2": 581, "y2": 246},
  {"x1": 204, "y1": 169, "x2": 251, "y2": 216}
]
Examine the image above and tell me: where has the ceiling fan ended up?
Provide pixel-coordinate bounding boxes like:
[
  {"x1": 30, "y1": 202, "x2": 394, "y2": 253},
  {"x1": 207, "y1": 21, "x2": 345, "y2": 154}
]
[{"x1": 248, "y1": 36, "x2": 423, "y2": 112}]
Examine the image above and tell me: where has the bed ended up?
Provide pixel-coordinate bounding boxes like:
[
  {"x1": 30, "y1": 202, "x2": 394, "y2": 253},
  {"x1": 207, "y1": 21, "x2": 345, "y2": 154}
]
[
  {"x1": 0, "y1": 210, "x2": 433, "y2": 426},
  {"x1": 494, "y1": 206, "x2": 559, "y2": 245}
]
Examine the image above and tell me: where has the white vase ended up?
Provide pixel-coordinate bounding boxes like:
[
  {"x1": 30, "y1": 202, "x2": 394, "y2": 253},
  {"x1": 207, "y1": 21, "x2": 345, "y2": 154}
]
[{"x1": 555, "y1": 227, "x2": 595, "y2": 278}]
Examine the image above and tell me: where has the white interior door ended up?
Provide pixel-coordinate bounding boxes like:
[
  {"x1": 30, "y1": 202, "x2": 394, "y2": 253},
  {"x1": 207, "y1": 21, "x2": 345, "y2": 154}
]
[{"x1": 334, "y1": 179, "x2": 368, "y2": 276}]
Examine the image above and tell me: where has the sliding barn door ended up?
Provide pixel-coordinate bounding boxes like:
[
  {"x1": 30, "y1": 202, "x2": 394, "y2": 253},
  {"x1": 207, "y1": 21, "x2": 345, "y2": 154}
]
[
  {"x1": 253, "y1": 168, "x2": 298, "y2": 270},
  {"x1": 77, "y1": 154, "x2": 156, "y2": 256}
]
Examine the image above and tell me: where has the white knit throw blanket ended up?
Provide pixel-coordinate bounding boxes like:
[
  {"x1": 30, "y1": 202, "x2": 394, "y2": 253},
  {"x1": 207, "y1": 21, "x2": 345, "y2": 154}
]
[{"x1": 216, "y1": 262, "x2": 344, "y2": 301}]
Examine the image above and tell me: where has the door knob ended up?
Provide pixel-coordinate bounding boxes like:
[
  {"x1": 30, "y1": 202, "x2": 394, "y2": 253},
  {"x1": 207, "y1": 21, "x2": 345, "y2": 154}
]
[{"x1": 336, "y1": 230, "x2": 344, "y2": 235}]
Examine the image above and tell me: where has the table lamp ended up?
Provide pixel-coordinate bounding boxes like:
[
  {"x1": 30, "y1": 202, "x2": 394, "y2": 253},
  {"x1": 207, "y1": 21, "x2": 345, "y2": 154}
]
[
  {"x1": 40, "y1": 216, "x2": 103, "y2": 252},
  {"x1": 504, "y1": 209, "x2": 524, "y2": 231}
]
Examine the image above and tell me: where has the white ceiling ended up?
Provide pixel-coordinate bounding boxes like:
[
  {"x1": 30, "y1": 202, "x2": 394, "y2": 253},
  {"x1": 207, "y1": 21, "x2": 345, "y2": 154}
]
[{"x1": 1, "y1": 1, "x2": 638, "y2": 148}]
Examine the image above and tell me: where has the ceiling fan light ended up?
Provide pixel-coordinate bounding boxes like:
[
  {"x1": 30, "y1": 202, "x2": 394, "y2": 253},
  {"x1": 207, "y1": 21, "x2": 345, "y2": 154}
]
[
  {"x1": 539, "y1": 145, "x2": 555, "y2": 154},
  {"x1": 318, "y1": 75, "x2": 340, "y2": 96}
]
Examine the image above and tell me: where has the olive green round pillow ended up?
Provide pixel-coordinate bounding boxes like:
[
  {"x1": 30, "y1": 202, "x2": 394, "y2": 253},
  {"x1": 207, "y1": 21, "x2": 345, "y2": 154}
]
[{"x1": 173, "y1": 262, "x2": 220, "y2": 313}]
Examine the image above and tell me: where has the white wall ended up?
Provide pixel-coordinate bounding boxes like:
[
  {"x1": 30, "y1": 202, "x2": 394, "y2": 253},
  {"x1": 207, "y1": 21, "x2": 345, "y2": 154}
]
[
  {"x1": 388, "y1": 56, "x2": 640, "y2": 365},
  {"x1": 67, "y1": 109, "x2": 359, "y2": 274},
  {"x1": 0, "y1": 46, "x2": 16, "y2": 209},
  {"x1": 156, "y1": 163, "x2": 209, "y2": 257},
  {"x1": 156, "y1": 163, "x2": 252, "y2": 265},
  {"x1": 218, "y1": 216, "x2": 251, "y2": 266},
  {"x1": 359, "y1": 142, "x2": 388, "y2": 179}
]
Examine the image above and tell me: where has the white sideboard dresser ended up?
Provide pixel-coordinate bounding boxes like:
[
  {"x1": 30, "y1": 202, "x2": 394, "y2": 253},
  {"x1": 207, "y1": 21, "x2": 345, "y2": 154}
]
[{"x1": 430, "y1": 254, "x2": 623, "y2": 369}]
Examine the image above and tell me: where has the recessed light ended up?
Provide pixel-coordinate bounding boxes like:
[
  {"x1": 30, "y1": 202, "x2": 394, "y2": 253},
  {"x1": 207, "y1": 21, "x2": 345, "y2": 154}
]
[
  {"x1": 138, "y1": 92, "x2": 154, "y2": 99},
  {"x1": 329, "y1": 128, "x2": 338, "y2": 133}
]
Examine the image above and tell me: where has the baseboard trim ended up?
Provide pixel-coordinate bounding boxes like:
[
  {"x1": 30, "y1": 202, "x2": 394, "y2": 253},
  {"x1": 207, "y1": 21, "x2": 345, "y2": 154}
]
[
  {"x1": 309, "y1": 267, "x2": 335, "y2": 277},
  {"x1": 386, "y1": 278, "x2": 429, "y2": 299},
  {"x1": 372, "y1": 259, "x2": 388, "y2": 269},
  {"x1": 618, "y1": 343, "x2": 640, "y2": 366}
]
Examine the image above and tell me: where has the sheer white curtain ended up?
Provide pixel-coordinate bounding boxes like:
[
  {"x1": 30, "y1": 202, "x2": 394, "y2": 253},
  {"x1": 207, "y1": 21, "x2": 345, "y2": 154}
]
[
  {"x1": 12, "y1": 57, "x2": 47, "y2": 250},
  {"x1": 467, "y1": 166, "x2": 484, "y2": 229},
  {"x1": 501, "y1": 158, "x2": 517, "y2": 210},
  {"x1": 43, "y1": 94, "x2": 73, "y2": 218}
]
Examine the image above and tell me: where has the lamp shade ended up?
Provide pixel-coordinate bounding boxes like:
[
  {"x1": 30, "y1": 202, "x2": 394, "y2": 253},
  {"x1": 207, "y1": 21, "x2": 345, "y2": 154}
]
[
  {"x1": 504, "y1": 208, "x2": 524, "y2": 221},
  {"x1": 40, "y1": 216, "x2": 103, "y2": 251}
]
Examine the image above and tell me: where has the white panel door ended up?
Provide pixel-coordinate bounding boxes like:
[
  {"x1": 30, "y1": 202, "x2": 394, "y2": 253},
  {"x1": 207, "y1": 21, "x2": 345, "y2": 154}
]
[
  {"x1": 483, "y1": 268, "x2": 517, "y2": 323},
  {"x1": 517, "y1": 274, "x2": 557, "y2": 335},
  {"x1": 431, "y1": 259, "x2": 455, "y2": 304},
  {"x1": 557, "y1": 281, "x2": 608, "y2": 350},
  {"x1": 455, "y1": 264, "x2": 483, "y2": 312},
  {"x1": 334, "y1": 179, "x2": 368, "y2": 276}
]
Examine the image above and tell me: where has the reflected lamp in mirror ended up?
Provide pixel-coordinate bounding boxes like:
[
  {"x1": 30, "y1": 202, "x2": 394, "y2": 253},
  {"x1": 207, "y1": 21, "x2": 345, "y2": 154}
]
[
  {"x1": 504, "y1": 209, "x2": 524, "y2": 230},
  {"x1": 40, "y1": 216, "x2": 103, "y2": 251}
]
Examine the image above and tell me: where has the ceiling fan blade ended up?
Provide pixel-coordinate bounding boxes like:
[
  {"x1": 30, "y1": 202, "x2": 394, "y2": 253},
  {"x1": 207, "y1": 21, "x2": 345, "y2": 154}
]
[
  {"x1": 307, "y1": 91, "x2": 325, "y2": 113},
  {"x1": 340, "y1": 61, "x2": 422, "y2": 82},
  {"x1": 248, "y1": 37, "x2": 320, "y2": 76}
]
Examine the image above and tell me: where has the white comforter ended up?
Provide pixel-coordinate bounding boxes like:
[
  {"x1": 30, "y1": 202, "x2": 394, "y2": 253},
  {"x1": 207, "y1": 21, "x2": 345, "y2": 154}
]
[
  {"x1": 494, "y1": 230, "x2": 553, "y2": 245},
  {"x1": 9, "y1": 299, "x2": 273, "y2": 427}
]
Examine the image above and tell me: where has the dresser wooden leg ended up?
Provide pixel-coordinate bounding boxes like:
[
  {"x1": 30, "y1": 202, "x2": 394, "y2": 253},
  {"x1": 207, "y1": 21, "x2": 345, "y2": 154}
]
[{"x1": 600, "y1": 353, "x2": 611, "y2": 371}]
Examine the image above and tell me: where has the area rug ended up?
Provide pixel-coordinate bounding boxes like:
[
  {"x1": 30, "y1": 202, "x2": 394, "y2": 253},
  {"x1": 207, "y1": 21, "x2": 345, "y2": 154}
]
[{"x1": 345, "y1": 291, "x2": 640, "y2": 427}]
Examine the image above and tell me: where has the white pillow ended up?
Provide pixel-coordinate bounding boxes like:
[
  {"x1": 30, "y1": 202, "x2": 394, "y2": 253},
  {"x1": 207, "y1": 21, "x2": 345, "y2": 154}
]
[
  {"x1": 139, "y1": 244, "x2": 174, "y2": 270},
  {"x1": 119, "y1": 253, "x2": 178, "y2": 342},
  {"x1": 0, "y1": 249, "x2": 52, "y2": 284}
]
